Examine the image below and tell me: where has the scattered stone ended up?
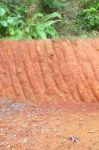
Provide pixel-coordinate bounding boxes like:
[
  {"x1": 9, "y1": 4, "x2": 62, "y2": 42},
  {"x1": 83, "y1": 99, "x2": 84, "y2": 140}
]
[
  {"x1": 66, "y1": 145, "x2": 71, "y2": 148},
  {"x1": 88, "y1": 146, "x2": 92, "y2": 150},
  {"x1": 19, "y1": 138, "x2": 29, "y2": 144},
  {"x1": 79, "y1": 118, "x2": 84, "y2": 121},
  {"x1": 88, "y1": 130, "x2": 96, "y2": 133},
  {"x1": 7, "y1": 102, "x2": 25, "y2": 111},
  {"x1": 68, "y1": 135, "x2": 79, "y2": 143},
  {"x1": 0, "y1": 141, "x2": 5, "y2": 146}
]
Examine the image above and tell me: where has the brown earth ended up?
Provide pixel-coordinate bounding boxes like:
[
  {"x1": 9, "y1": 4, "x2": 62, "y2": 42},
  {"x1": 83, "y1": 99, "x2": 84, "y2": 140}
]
[
  {"x1": 0, "y1": 39, "x2": 99, "y2": 106},
  {"x1": 0, "y1": 39, "x2": 99, "y2": 150},
  {"x1": 0, "y1": 99, "x2": 99, "y2": 150}
]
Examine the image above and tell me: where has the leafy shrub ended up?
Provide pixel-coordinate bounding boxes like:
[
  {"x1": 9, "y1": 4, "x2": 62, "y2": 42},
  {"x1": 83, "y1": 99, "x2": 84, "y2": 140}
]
[
  {"x1": 0, "y1": 0, "x2": 33, "y2": 7},
  {"x1": 77, "y1": 0, "x2": 99, "y2": 31},
  {"x1": 0, "y1": 3, "x2": 61, "y2": 39},
  {"x1": 1, "y1": 0, "x2": 98, "y2": 39},
  {"x1": 25, "y1": 12, "x2": 61, "y2": 39},
  {"x1": 39, "y1": 0, "x2": 65, "y2": 13},
  {"x1": 0, "y1": 4, "x2": 25, "y2": 38},
  {"x1": 0, "y1": 0, "x2": 35, "y2": 17}
]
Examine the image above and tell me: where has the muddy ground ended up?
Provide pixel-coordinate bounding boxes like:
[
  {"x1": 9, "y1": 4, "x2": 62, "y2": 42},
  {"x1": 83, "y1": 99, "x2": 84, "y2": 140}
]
[{"x1": 0, "y1": 100, "x2": 99, "y2": 150}]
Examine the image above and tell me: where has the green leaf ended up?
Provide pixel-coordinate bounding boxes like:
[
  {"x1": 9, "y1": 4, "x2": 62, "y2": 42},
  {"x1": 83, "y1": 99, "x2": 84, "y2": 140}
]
[
  {"x1": 44, "y1": 12, "x2": 61, "y2": 21},
  {"x1": 25, "y1": 27, "x2": 30, "y2": 33},
  {"x1": 41, "y1": 20, "x2": 59, "y2": 29},
  {"x1": 37, "y1": 30, "x2": 47, "y2": 39},
  {"x1": 33, "y1": 13, "x2": 44, "y2": 20},
  {"x1": 7, "y1": 17, "x2": 15, "y2": 25},
  {"x1": 11, "y1": 29, "x2": 24, "y2": 39},
  {"x1": 0, "y1": 20, "x2": 8, "y2": 27},
  {"x1": 45, "y1": 26, "x2": 58, "y2": 38},
  {"x1": 0, "y1": 8, "x2": 6, "y2": 17}
]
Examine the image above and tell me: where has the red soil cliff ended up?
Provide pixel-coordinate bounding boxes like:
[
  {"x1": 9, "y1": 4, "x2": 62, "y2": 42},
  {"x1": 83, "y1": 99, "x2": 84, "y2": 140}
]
[{"x1": 0, "y1": 39, "x2": 99, "y2": 106}]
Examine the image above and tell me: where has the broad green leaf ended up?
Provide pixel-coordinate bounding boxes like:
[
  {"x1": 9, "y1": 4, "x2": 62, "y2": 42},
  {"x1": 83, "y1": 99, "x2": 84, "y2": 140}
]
[
  {"x1": 25, "y1": 27, "x2": 30, "y2": 33},
  {"x1": 33, "y1": 13, "x2": 44, "y2": 20},
  {"x1": 7, "y1": 17, "x2": 15, "y2": 25},
  {"x1": 44, "y1": 12, "x2": 61, "y2": 21},
  {"x1": 41, "y1": 20, "x2": 60, "y2": 29},
  {"x1": 0, "y1": 20, "x2": 8, "y2": 27},
  {"x1": 0, "y1": 8, "x2": 6, "y2": 17},
  {"x1": 11, "y1": 29, "x2": 24, "y2": 39},
  {"x1": 45, "y1": 26, "x2": 58, "y2": 38},
  {"x1": 37, "y1": 30, "x2": 47, "y2": 39}
]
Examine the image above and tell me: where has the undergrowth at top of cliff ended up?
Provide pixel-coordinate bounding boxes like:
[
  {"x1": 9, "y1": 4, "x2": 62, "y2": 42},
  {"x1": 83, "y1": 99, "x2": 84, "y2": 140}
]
[{"x1": 0, "y1": 0, "x2": 99, "y2": 39}]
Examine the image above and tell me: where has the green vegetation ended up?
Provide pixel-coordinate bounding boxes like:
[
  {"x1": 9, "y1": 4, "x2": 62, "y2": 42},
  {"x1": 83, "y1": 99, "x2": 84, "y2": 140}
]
[
  {"x1": 0, "y1": 0, "x2": 99, "y2": 39},
  {"x1": 77, "y1": 0, "x2": 99, "y2": 31},
  {"x1": 39, "y1": 0, "x2": 65, "y2": 13},
  {"x1": 0, "y1": 1, "x2": 61, "y2": 39}
]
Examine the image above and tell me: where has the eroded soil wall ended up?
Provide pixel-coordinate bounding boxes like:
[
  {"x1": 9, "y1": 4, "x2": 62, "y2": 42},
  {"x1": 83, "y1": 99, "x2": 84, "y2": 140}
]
[{"x1": 0, "y1": 39, "x2": 99, "y2": 106}]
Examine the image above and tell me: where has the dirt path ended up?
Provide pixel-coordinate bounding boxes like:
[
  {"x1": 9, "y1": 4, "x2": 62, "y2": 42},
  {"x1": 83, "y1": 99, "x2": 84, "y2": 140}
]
[{"x1": 0, "y1": 100, "x2": 99, "y2": 150}]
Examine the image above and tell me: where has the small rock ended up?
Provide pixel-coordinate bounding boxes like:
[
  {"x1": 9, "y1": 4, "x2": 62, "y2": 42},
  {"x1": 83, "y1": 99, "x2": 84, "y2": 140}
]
[
  {"x1": 88, "y1": 130, "x2": 96, "y2": 133},
  {"x1": 66, "y1": 145, "x2": 71, "y2": 148},
  {"x1": 88, "y1": 146, "x2": 92, "y2": 150},
  {"x1": 0, "y1": 141, "x2": 4, "y2": 146},
  {"x1": 79, "y1": 118, "x2": 84, "y2": 121},
  {"x1": 68, "y1": 135, "x2": 79, "y2": 143},
  {"x1": 19, "y1": 138, "x2": 29, "y2": 144}
]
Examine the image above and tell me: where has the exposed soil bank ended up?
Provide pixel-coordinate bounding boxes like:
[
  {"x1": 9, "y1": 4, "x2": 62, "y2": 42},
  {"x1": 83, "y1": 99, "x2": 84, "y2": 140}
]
[
  {"x1": 0, "y1": 39, "x2": 99, "y2": 106},
  {"x1": 0, "y1": 39, "x2": 99, "y2": 150}
]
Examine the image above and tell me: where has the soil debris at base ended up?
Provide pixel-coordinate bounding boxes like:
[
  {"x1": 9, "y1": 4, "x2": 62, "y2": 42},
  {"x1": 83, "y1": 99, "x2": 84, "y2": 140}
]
[{"x1": 0, "y1": 100, "x2": 99, "y2": 150}]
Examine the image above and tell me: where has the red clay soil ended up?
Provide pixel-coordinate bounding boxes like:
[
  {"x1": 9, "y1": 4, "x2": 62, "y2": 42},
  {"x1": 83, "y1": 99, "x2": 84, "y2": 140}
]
[
  {"x1": 0, "y1": 99, "x2": 99, "y2": 150},
  {"x1": 0, "y1": 39, "x2": 99, "y2": 106},
  {"x1": 0, "y1": 39, "x2": 99, "y2": 150}
]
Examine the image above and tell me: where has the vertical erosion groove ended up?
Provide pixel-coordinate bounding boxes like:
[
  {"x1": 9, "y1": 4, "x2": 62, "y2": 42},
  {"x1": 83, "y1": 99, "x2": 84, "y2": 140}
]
[
  {"x1": 11, "y1": 41, "x2": 26, "y2": 100},
  {"x1": 0, "y1": 41, "x2": 6, "y2": 98},
  {"x1": 71, "y1": 41, "x2": 97, "y2": 102},
  {"x1": 17, "y1": 41, "x2": 36, "y2": 102},
  {"x1": 53, "y1": 40, "x2": 80, "y2": 102},
  {"x1": 44, "y1": 40, "x2": 73, "y2": 102},
  {"x1": 12, "y1": 41, "x2": 36, "y2": 101},
  {"x1": 61, "y1": 40, "x2": 88, "y2": 102},
  {"x1": 0, "y1": 40, "x2": 16, "y2": 99},
  {"x1": 73, "y1": 40, "x2": 98, "y2": 102},
  {"x1": 19, "y1": 41, "x2": 36, "y2": 101},
  {"x1": 6, "y1": 41, "x2": 25, "y2": 100},
  {"x1": 76, "y1": 39, "x2": 99, "y2": 101},
  {"x1": 36, "y1": 40, "x2": 66, "y2": 105},
  {"x1": 26, "y1": 41, "x2": 44, "y2": 103}
]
